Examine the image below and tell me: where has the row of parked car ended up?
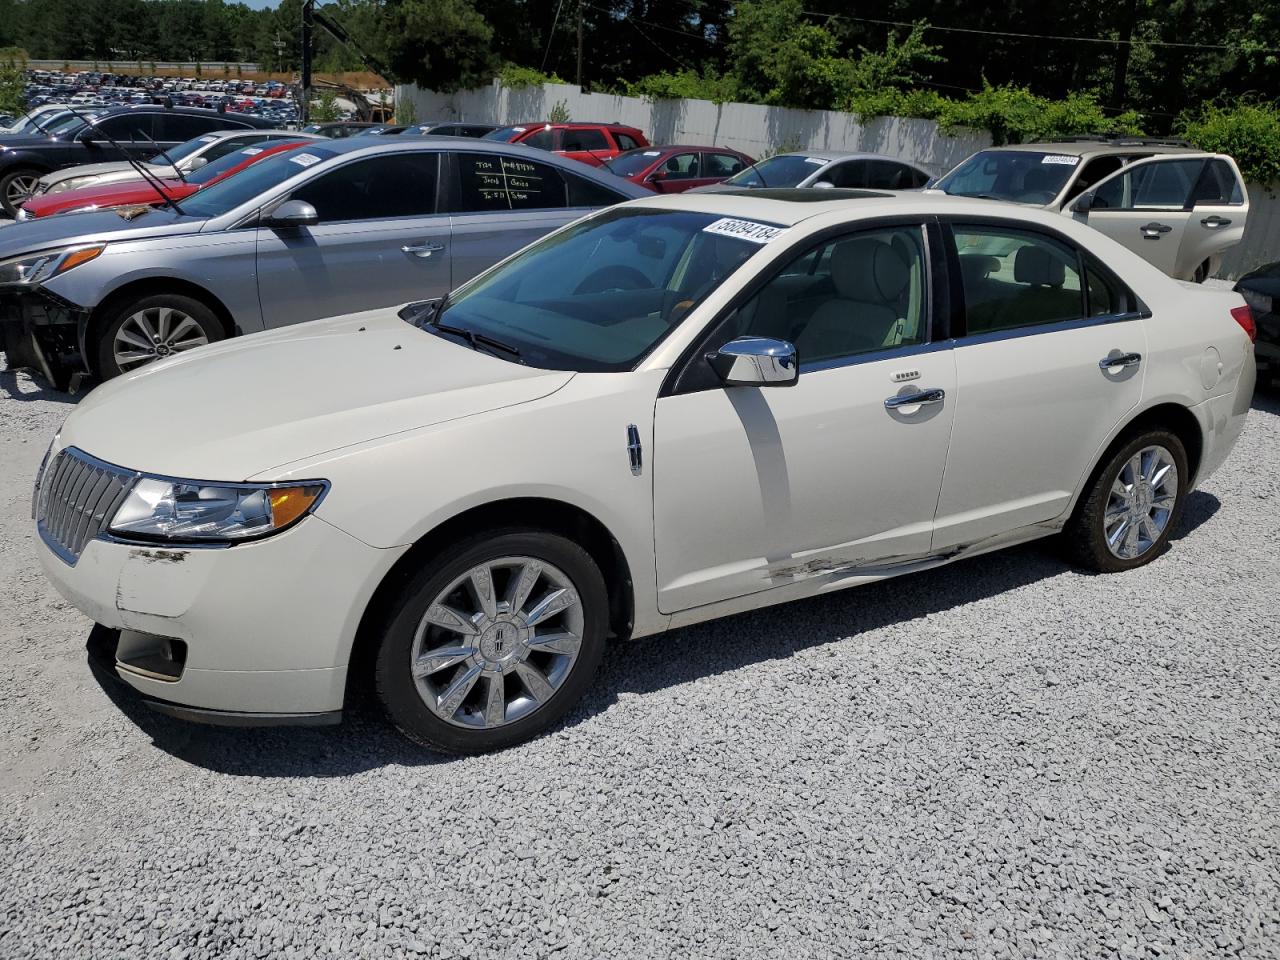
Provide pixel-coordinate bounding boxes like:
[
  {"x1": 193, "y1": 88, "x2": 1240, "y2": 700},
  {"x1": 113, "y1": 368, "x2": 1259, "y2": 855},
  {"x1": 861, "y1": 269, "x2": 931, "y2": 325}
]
[{"x1": 0, "y1": 100, "x2": 1272, "y2": 390}]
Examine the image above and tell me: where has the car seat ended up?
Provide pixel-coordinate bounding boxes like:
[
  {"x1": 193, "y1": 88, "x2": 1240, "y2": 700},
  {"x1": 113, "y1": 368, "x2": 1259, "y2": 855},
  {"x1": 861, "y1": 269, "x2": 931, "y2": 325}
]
[{"x1": 792, "y1": 238, "x2": 910, "y2": 361}]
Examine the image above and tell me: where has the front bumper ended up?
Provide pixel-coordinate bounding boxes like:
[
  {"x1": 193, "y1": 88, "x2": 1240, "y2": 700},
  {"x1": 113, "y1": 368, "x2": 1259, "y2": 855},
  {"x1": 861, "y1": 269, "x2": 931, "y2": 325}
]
[
  {"x1": 0, "y1": 285, "x2": 88, "y2": 388},
  {"x1": 38, "y1": 511, "x2": 407, "y2": 720}
]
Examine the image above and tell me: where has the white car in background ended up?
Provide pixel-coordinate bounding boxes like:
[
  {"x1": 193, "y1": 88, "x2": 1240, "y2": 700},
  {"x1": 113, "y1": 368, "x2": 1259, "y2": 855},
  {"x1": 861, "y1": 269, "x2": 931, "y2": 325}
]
[
  {"x1": 33, "y1": 190, "x2": 1256, "y2": 754},
  {"x1": 931, "y1": 139, "x2": 1249, "y2": 282}
]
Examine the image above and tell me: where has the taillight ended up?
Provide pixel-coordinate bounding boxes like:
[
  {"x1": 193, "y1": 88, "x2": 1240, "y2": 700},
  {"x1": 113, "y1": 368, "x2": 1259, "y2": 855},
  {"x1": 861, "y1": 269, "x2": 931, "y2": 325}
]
[{"x1": 1230, "y1": 304, "x2": 1257, "y2": 343}]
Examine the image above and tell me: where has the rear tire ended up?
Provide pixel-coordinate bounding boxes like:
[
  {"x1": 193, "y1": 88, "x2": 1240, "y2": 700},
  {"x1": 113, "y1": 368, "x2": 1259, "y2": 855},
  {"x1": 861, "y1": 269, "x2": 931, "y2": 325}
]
[
  {"x1": 94, "y1": 293, "x2": 224, "y2": 380},
  {"x1": 1064, "y1": 429, "x2": 1189, "y2": 573},
  {"x1": 374, "y1": 528, "x2": 608, "y2": 754}
]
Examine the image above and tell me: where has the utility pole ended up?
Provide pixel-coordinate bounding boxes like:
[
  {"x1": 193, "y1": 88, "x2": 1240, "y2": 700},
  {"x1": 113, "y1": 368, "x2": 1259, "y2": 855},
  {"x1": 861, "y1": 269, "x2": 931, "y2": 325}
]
[
  {"x1": 576, "y1": 0, "x2": 584, "y2": 90},
  {"x1": 300, "y1": 0, "x2": 313, "y2": 123}
]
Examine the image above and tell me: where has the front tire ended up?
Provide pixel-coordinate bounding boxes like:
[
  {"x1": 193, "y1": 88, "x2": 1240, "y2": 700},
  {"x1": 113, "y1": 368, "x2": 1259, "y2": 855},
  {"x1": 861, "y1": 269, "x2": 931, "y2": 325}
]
[
  {"x1": 374, "y1": 529, "x2": 608, "y2": 754},
  {"x1": 0, "y1": 167, "x2": 41, "y2": 217},
  {"x1": 1065, "y1": 429, "x2": 1189, "y2": 573},
  {"x1": 94, "y1": 293, "x2": 223, "y2": 379}
]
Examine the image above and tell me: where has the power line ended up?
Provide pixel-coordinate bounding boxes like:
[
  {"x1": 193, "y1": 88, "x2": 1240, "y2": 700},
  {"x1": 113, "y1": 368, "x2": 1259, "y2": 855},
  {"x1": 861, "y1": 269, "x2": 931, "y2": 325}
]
[
  {"x1": 541, "y1": 0, "x2": 567, "y2": 73},
  {"x1": 806, "y1": 11, "x2": 1280, "y2": 54},
  {"x1": 582, "y1": 2, "x2": 716, "y2": 45}
]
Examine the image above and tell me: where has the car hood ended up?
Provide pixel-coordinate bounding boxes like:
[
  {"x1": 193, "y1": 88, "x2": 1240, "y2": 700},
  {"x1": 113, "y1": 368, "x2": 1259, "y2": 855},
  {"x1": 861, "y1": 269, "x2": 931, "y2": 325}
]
[
  {"x1": 41, "y1": 160, "x2": 146, "y2": 184},
  {"x1": 25, "y1": 179, "x2": 192, "y2": 217},
  {"x1": 58, "y1": 307, "x2": 576, "y2": 481},
  {"x1": 0, "y1": 206, "x2": 206, "y2": 256}
]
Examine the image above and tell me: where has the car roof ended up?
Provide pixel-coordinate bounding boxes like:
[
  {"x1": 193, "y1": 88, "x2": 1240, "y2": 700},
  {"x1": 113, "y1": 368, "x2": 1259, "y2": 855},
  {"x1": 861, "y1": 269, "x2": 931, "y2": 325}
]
[
  {"x1": 988, "y1": 141, "x2": 1203, "y2": 157},
  {"x1": 507, "y1": 121, "x2": 643, "y2": 131},
  {"x1": 626, "y1": 144, "x2": 746, "y2": 154},
  {"x1": 777, "y1": 150, "x2": 928, "y2": 167},
  {"x1": 621, "y1": 188, "x2": 1079, "y2": 227}
]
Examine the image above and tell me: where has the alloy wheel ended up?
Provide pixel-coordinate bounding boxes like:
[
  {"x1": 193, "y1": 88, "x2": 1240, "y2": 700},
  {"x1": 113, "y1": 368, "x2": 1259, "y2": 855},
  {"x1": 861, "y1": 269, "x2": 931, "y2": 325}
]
[
  {"x1": 4, "y1": 173, "x2": 38, "y2": 210},
  {"x1": 113, "y1": 306, "x2": 210, "y2": 371},
  {"x1": 410, "y1": 557, "x2": 584, "y2": 729},
  {"x1": 1103, "y1": 444, "x2": 1179, "y2": 560}
]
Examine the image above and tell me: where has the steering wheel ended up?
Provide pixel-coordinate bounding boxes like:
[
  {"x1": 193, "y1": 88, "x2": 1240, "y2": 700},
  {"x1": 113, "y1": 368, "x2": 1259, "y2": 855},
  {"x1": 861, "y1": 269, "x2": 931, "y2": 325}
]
[{"x1": 574, "y1": 265, "x2": 652, "y2": 295}]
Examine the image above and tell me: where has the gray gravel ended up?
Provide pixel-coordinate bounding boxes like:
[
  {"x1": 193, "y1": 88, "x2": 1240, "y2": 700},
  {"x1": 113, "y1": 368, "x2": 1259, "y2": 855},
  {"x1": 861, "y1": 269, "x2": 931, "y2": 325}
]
[{"x1": 1, "y1": 365, "x2": 1278, "y2": 960}]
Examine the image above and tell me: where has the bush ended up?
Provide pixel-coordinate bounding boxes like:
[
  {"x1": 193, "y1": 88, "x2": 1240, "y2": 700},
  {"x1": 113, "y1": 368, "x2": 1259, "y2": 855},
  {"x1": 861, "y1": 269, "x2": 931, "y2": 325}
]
[
  {"x1": 1179, "y1": 103, "x2": 1280, "y2": 184},
  {"x1": 625, "y1": 69, "x2": 738, "y2": 104},
  {"x1": 0, "y1": 47, "x2": 28, "y2": 116},
  {"x1": 548, "y1": 99, "x2": 570, "y2": 123},
  {"x1": 497, "y1": 63, "x2": 563, "y2": 90}
]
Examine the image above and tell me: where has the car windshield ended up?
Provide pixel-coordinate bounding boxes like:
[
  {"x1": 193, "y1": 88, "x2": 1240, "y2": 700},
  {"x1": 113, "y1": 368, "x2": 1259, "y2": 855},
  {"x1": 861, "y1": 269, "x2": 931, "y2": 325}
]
[
  {"x1": 934, "y1": 150, "x2": 1079, "y2": 204},
  {"x1": 184, "y1": 142, "x2": 293, "y2": 185},
  {"x1": 178, "y1": 146, "x2": 338, "y2": 218},
  {"x1": 605, "y1": 149, "x2": 664, "y2": 176},
  {"x1": 724, "y1": 155, "x2": 825, "y2": 188},
  {"x1": 12, "y1": 110, "x2": 66, "y2": 134},
  {"x1": 482, "y1": 126, "x2": 527, "y2": 142},
  {"x1": 146, "y1": 135, "x2": 221, "y2": 167},
  {"x1": 427, "y1": 208, "x2": 771, "y2": 372},
  {"x1": 42, "y1": 111, "x2": 95, "y2": 137}
]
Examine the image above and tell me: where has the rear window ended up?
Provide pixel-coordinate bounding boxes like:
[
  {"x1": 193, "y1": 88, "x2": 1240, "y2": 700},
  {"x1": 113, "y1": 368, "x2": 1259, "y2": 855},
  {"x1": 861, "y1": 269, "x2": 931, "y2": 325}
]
[
  {"x1": 606, "y1": 149, "x2": 662, "y2": 177},
  {"x1": 724, "y1": 155, "x2": 823, "y2": 188},
  {"x1": 483, "y1": 126, "x2": 527, "y2": 142}
]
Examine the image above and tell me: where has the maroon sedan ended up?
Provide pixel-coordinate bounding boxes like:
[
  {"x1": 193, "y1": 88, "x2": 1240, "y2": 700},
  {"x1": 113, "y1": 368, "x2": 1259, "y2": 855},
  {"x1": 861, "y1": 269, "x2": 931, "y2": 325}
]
[{"x1": 604, "y1": 145, "x2": 756, "y2": 193}]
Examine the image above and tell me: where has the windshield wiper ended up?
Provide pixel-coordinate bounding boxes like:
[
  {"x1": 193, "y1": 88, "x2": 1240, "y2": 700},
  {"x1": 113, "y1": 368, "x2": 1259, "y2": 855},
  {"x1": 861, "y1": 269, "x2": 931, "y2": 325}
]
[{"x1": 431, "y1": 317, "x2": 523, "y2": 361}]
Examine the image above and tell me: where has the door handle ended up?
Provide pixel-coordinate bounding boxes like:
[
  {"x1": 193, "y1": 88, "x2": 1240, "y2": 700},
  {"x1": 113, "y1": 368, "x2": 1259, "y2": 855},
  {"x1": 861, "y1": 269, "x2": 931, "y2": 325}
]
[
  {"x1": 1099, "y1": 352, "x2": 1142, "y2": 372},
  {"x1": 1140, "y1": 222, "x2": 1172, "y2": 239},
  {"x1": 402, "y1": 241, "x2": 445, "y2": 258},
  {"x1": 1200, "y1": 215, "x2": 1232, "y2": 228},
  {"x1": 884, "y1": 388, "x2": 945, "y2": 410}
]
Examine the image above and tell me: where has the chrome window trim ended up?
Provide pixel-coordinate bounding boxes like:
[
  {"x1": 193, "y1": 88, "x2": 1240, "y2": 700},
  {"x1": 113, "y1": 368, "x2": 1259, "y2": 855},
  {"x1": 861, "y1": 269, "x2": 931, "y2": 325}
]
[{"x1": 952, "y1": 310, "x2": 1146, "y2": 349}]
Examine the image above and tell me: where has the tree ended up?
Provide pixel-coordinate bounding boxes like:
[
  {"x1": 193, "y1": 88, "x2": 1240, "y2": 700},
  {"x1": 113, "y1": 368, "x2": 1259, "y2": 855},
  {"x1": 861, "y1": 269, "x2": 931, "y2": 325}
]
[
  {"x1": 361, "y1": 0, "x2": 498, "y2": 91},
  {"x1": 0, "y1": 46, "x2": 27, "y2": 115}
]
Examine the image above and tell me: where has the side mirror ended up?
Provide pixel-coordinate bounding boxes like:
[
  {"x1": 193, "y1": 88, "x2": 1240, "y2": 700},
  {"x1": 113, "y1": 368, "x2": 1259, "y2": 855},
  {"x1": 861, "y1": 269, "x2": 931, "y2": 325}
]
[
  {"x1": 185, "y1": 155, "x2": 208, "y2": 171},
  {"x1": 265, "y1": 199, "x2": 318, "y2": 229},
  {"x1": 708, "y1": 337, "x2": 798, "y2": 387},
  {"x1": 812, "y1": 180, "x2": 835, "y2": 189},
  {"x1": 1072, "y1": 192, "x2": 1093, "y2": 214}
]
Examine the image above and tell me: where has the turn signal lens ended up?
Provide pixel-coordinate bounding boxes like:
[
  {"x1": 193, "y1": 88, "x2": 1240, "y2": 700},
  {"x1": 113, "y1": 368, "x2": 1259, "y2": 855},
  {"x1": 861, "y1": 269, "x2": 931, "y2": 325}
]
[
  {"x1": 268, "y1": 485, "x2": 325, "y2": 528},
  {"x1": 55, "y1": 245, "x2": 104, "y2": 274},
  {"x1": 1230, "y1": 304, "x2": 1257, "y2": 343}
]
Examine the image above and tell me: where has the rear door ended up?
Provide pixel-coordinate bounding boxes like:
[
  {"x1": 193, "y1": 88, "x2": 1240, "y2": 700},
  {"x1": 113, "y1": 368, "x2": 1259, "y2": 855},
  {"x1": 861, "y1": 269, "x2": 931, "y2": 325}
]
[
  {"x1": 254, "y1": 151, "x2": 450, "y2": 328},
  {"x1": 1180, "y1": 156, "x2": 1249, "y2": 279},
  {"x1": 1072, "y1": 155, "x2": 1208, "y2": 278}
]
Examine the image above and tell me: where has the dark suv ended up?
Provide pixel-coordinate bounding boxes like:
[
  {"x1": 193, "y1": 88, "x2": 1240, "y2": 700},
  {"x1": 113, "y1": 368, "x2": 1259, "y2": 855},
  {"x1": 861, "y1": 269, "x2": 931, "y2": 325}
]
[{"x1": 0, "y1": 105, "x2": 274, "y2": 215}]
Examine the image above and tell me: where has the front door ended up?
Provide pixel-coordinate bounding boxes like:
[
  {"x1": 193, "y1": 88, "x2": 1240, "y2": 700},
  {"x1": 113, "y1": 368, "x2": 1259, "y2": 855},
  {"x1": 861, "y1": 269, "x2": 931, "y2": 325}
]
[
  {"x1": 255, "y1": 152, "x2": 449, "y2": 329},
  {"x1": 1073, "y1": 155, "x2": 1209, "y2": 278},
  {"x1": 653, "y1": 223, "x2": 956, "y2": 613},
  {"x1": 933, "y1": 221, "x2": 1146, "y2": 548}
]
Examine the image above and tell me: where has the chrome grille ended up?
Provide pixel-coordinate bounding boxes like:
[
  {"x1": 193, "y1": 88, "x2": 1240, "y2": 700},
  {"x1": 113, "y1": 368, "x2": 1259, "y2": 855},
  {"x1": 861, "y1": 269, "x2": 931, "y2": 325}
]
[{"x1": 36, "y1": 448, "x2": 137, "y2": 565}]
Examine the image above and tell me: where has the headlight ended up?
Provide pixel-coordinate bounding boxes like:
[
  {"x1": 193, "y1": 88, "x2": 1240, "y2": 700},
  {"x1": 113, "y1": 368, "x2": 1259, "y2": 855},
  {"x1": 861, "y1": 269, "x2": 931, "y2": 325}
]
[
  {"x1": 0, "y1": 244, "x2": 105, "y2": 284},
  {"x1": 46, "y1": 178, "x2": 88, "y2": 194},
  {"x1": 31, "y1": 439, "x2": 54, "y2": 519},
  {"x1": 1239, "y1": 288, "x2": 1273, "y2": 316},
  {"x1": 108, "y1": 477, "x2": 327, "y2": 543}
]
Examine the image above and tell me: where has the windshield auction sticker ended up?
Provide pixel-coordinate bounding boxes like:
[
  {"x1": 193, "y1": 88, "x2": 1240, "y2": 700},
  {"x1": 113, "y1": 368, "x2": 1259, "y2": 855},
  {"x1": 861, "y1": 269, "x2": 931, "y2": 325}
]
[
  {"x1": 1041, "y1": 155, "x2": 1081, "y2": 165},
  {"x1": 290, "y1": 153, "x2": 322, "y2": 167},
  {"x1": 703, "y1": 218, "x2": 787, "y2": 244}
]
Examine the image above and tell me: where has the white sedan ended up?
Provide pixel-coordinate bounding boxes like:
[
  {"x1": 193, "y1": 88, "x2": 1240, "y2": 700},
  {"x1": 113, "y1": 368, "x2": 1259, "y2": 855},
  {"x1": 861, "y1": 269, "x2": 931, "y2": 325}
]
[{"x1": 34, "y1": 190, "x2": 1257, "y2": 753}]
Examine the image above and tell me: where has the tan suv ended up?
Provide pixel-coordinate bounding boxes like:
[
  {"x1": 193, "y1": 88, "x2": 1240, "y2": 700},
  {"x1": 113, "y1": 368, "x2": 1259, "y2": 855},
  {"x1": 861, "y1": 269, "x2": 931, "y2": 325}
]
[{"x1": 931, "y1": 137, "x2": 1249, "y2": 281}]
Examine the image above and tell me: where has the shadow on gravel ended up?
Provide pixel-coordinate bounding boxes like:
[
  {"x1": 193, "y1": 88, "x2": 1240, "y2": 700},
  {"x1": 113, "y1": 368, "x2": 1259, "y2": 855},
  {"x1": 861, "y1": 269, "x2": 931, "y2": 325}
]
[
  {"x1": 0, "y1": 367, "x2": 76, "y2": 404},
  {"x1": 94, "y1": 488, "x2": 1225, "y2": 777}
]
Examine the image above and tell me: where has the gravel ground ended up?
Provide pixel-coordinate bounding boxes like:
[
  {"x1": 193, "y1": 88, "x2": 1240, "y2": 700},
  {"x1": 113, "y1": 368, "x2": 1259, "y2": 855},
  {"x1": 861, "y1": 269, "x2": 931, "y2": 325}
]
[{"x1": 1, "y1": 366, "x2": 1278, "y2": 960}]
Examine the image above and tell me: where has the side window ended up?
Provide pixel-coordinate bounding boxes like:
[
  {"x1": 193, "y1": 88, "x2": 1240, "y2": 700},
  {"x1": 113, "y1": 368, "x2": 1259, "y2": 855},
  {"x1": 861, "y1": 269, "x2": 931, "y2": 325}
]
[
  {"x1": 1084, "y1": 259, "x2": 1135, "y2": 317},
  {"x1": 557, "y1": 128, "x2": 608, "y2": 152},
  {"x1": 454, "y1": 153, "x2": 568, "y2": 211},
  {"x1": 656, "y1": 153, "x2": 700, "y2": 181},
  {"x1": 521, "y1": 128, "x2": 553, "y2": 150},
  {"x1": 863, "y1": 160, "x2": 917, "y2": 189},
  {"x1": 291, "y1": 153, "x2": 438, "y2": 222},
  {"x1": 706, "y1": 153, "x2": 746, "y2": 177},
  {"x1": 95, "y1": 113, "x2": 155, "y2": 142},
  {"x1": 156, "y1": 114, "x2": 225, "y2": 141},
  {"x1": 825, "y1": 160, "x2": 868, "y2": 188},
  {"x1": 615, "y1": 133, "x2": 641, "y2": 152},
  {"x1": 1062, "y1": 155, "x2": 1125, "y2": 202},
  {"x1": 1191, "y1": 159, "x2": 1244, "y2": 206},
  {"x1": 953, "y1": 226, "x2": 1084, "y2": 334},
  {"x1": 1093, "y1": 159, "x2": 1202, "y2": 210},
  {"x1": 564, "y1": 170, "x2": 628, "y2": 207},
  {"x1": 729, "y1": 225, "x2": 929, "y2": 365}
]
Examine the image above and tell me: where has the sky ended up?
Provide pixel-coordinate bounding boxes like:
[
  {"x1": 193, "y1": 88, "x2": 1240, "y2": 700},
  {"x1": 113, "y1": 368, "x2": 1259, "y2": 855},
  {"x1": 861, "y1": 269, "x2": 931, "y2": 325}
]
[{"x1": 243, "y1": 0, "x2": 279, "y2": 8}]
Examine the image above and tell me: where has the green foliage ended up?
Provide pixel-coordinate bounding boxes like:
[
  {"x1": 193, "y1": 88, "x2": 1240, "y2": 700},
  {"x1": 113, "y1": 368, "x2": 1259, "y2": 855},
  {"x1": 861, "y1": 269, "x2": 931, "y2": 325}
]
[
  {"x1": 625, "y1": 68, "x2": 738, "y2": 105},
  {"x1": 930, "y1": 85, "x2": 1139, "y2": 145},
  {"x1": 1179, "y1": 102, "x2": 1280, "y2": 184},
  {"x1": 0, "y1": 46, "x2": 27, "y2": 115},
  {"x1": 310, "y1": 90, "x2": 342, "y2": 122},
  {"x1": 367, "y1": 0, "x2": 497, "y2": 92},
  {"x1": 548, "y1": 99, "x2": 571, "y2": 123},
  {"x1": 394, "y1": 96, "x2": 417, "y2": 125},
  {"x1": 845, "y1": 22, "x2": 943, "y2": 96},
  {"x1": 497, "y1": 63, "x2": 562, "y2": 89}
]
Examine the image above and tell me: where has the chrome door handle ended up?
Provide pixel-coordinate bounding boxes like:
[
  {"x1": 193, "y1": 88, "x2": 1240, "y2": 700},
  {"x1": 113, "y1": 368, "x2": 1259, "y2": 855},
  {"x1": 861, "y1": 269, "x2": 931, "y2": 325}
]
[
  {"x1": 1140, "y1": 222, "x2": 1172, "y2": 239},
  {"x1": 1099, "y1": 352, "x2": 1142, "y2": 371},
  {"x1": 1200, "y1": 215, "x2": 1232, "y2": 228},
  {"x1": 402, "y1": 241, "x2": 445, "y2": 258},
  {"x1": 884, "y1": 388, "x2": 945, "y2": 409}
]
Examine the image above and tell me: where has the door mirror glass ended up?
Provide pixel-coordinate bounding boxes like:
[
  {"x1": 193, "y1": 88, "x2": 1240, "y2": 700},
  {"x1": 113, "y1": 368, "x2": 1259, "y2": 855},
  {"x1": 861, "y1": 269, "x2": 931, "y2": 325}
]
[
  {"x1": 1072, "y1": 192, "x2": 1093, "y2": 214},
  {"x1": 709, "y1": 337, "x2": 798, "y2": 387},
  {"x1": 266, "y1": 199, "x2": 319, "y2": 228}
]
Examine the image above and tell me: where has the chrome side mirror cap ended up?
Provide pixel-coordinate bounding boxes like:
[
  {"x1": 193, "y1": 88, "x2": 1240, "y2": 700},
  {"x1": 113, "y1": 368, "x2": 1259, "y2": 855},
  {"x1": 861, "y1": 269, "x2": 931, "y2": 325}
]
[
  {"x1": 709, "y1": 336, "x2": 798, "y2": 387},
  {"x1": 265, "y1": 199, "x2": 319, "y2": 228}
]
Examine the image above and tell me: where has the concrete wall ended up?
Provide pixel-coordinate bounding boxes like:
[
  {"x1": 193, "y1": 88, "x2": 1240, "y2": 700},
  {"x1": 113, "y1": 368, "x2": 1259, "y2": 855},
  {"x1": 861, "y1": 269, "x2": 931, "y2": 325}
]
[
  {"x1": 1219, "y1": 185, "x2": 1280, "y2": 280},
  {"x1": 397, "y1": 81, "x2": 991, "y2": 176}
]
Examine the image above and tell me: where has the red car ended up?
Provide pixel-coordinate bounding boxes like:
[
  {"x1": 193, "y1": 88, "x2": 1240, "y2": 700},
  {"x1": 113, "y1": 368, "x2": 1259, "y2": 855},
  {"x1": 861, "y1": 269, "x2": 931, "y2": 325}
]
[
  {"x1": 482, "y1": 121, "x2": 649, "y2": 167},
  {"x1": 20, "y1": 140, "x2": 311, "y2": 219},
  {"x1": 604, "y1": 145, "x2": 756, "y2": 193}
]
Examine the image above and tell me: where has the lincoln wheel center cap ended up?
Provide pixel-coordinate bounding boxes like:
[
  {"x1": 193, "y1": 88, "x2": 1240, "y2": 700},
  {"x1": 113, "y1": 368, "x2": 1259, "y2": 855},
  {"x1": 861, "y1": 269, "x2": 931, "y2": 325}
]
[{"x1": 478, "y1": 618, "x2": 529, "y2": 669}]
